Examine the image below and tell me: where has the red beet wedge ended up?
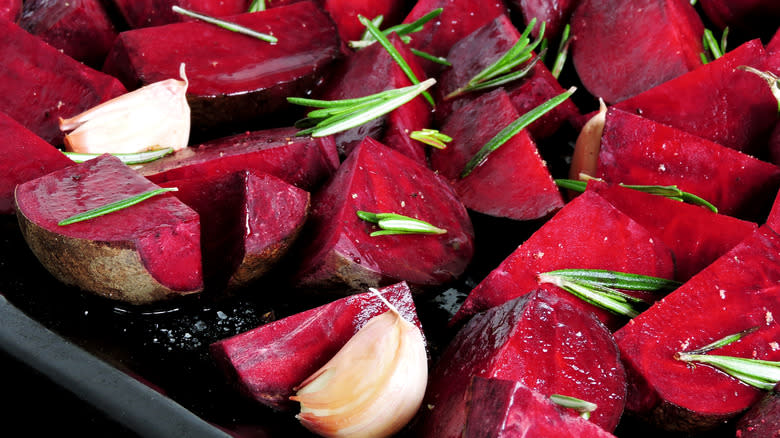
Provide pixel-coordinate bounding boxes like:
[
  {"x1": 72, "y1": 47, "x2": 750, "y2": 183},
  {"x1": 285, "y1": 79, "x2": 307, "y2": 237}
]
[
  {"x1": 103, "y1": 2, "x2": 342, "y2": 135},
  {"x1": 452, "y1": 189, "x2": 675, "y2": 329},
  {"x1": 295, "y1": 136, "x2": 474, "y2": 292},
  {"x1": 614, "y1": 225, "x2": 780, "y2": 433},
  {"x1": 14, "y1": 154, "x2": 203, "y2": 305},
  {"x1": 209, "y1": 281, "x2": 423, "y2": 411},
  {"x1": 570, "y1": 0, "x2": 703, "y2": 104},
  {"x1": 597, "y1": 107, "x2": 780, "y2": 221},
  {"x1": 0, "y1": 111, "x2": 74, "y2": 215},
  {"x1": 430, "y1": 88, "x2": 564, "y2": 221},
  {"x1": 421, "y1": 289, "x2": 626, "y2": 437}
]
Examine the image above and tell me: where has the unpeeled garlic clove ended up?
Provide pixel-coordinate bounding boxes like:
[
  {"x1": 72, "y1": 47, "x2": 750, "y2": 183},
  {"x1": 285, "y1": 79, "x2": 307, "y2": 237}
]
[
  {"x1": 290, "y1": 292, "x2": 428, "y2": 438},
  {"x1": 569, "y1": 97, "x2": 607, "y2": 181},
  {"x1": 60, "y1": 63, "x2": 191, "y2": 154}
]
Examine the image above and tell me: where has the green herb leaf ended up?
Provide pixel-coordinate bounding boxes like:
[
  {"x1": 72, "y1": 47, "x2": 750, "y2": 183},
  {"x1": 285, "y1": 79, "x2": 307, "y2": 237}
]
[
  {"x1": 410, "y1": 128, "x2": 452, "y2": 149},
  {"x1": 549, "y1": 394, "x2": 598, "y2": 420},
  {"x1": 676, "y1": 347, "x2": 780, "y2": 391},
  {"x1": 172, "y1": 6, "x2": 277, "y2": 44},
  {"x1": 63, "y1": 148, "x2": 174, "y2": 165},
  {"x1": 461, "y1": 86, "x2": 575, "y2": 178},
  {"x1": 739, "y1": 65, "x2": 780, "y2": 113},
  {"x1": 700, "y1": 27, "x2": 728, "y2": 64},
  {"x1": 358, "y1": 14, "x2": 434, "y2": 106},
  {"x1": 409, "y1": 48, "x2": 451, "y2": 66},
  {"x1": 58, "y1": 187, "x2": 178, "y2": 226},
  {"x1": 350, "y1": 8, "x2": 443, "y2": 49},
  {"x1": 550, "y1": 23, "x2": 571, "y2": 79},
  {"x1": 541, "y1": 269, "x2": 681, "y2": 291},
  {"x1": 683, "y1": 327, "x2": 760, "y2": 355},
  {"x1": 289, "y1": 78, "x2": 436, "y2": 137},
  {"x1": 356, "y1": 210, "x2": 447, "y2": 236},
  {"x1": 247, "y1": 0, "x2": 265, "y2": 12}
]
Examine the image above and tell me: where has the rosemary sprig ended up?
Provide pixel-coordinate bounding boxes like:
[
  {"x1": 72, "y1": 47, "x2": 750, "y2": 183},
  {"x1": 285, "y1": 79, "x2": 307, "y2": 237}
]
[
  {"x1": 357, "y1": 14, "x2": 434, "y2": 106},
  {"x1": 739, "y1": 66, "x2": 780, "y2": 112},
  {"x1": 247, "y1": 0, "x2": 265, "y2": 12},
  {"x1": 349, "y1": 8, "x2": 443, "y2": 49},
  {"x1": 58, "y1": 188, "x2": 178, "y2": 226},
  {"x1": 356, "y1": 211, "x2": 446, "y2": 236},
  {"x1": 461, "y1": 86, "x2": 575, "y2": 178},
  {"x1": 288, "y1": 78, "x2": 435, "y2": 137},
  {"x1": 63, "y1": 148, "x2": 174, "y2": 165},
  {"x1": 555, "y1": 178, "x2": 718, "y2": 213},
  {"x1": 172, "y1": 6, "x2": 277, "y2": 44},
  {"x1": 409, "y1": 48, "x2": 451, "y2": 66},
  {"x1": 410, "y1": 128, "x2": 452, "y2": 149},
  {"x1": 538, "y1": 269, "x2": 680, "y2": 318},
  {"x1": 675, "y1": 330, "x2": 780, "y2": 391},
  {"x1": 550, "y1": 23, "x2": 571, "y2": 79},
  {"x1": 700, "y1": 27, "x2": 728, "y2": 64},
  {"x1": 445, "y1": 18, "x2": 546, "y2": 100},
  {"x1": 549, "y1": 394, "x2": 598, "y2": 420}
]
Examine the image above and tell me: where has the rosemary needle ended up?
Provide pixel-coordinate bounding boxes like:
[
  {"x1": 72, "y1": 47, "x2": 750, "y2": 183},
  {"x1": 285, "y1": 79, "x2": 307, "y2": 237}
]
[
  {"x1": 58, "y1": 188, "x2": 178, "y2": 226},
  {"x1": 172, "y1": 6, "x2": 277, "y2": 44}
]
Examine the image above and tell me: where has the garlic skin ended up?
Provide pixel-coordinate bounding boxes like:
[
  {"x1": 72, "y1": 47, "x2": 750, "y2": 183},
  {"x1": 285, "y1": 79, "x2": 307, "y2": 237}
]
[
  {"x1": 60, "y1": 63, "x2": 190, "y2": 154},
  {"x1": 290, "y1": 305, "x2": 428, "y2": 438},
  {"x1": 569, "y1": 97, "x2": 607, "y2": 180}
]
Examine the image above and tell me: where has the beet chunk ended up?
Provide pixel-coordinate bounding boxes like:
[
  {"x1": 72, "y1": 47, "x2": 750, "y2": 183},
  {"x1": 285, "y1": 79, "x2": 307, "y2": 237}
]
[
  {"x1": 430, "y1": 88, "x2": 564, "y2": 221},
  {"x1": 0, "y1": 18, "x2": 126, "y2": 145},
  {"x1": 0, "y1": 0, "x2": 21, "y2": 21},
  {"x1": 597, "y1": 108, "x2": 780, "y2": 221},
  {"x1": 209, "y1": 281, "x2": 423, "y2": 411},
  {"x1": 295, "y1": 136, "x2": 474, "y2": 292},
  {"x1": 110, "y1": 0, "x2": 249, "y2": 29},
  {"x1": 103, "y1": 2, "x2": 342, "y2": 136},
  {"x1": 614, "y1": 225, "x2": 780, "y2": 433},
  {"x1": 0, "y1": 111, "x2": 74, "y2": 215},
  {"x1": 137, "y1": 127, "x2": 339, "y2": 192},
  {"x1": 15, "y1": 154, "x2": 203, "y2": 305},
  {"x1": 161, "y1": 170, "x2": 310, "y2": 290},
  {"x1": 570, "y1": 0, "x2": 703, "y2": 104},
  {"x1": 735, "y1": 386, "x2": 780, "y2": 438},
  {"x1": 463, "y1": 377, "x2": 616, "y2": 438},
  {"x1": 19, "y1": 0, "x2": 118, "y2": 68},
  {"x1": 421, "y1": 289, "x2": 626, "y2": 437},
  {"x1": 452, "y1": 189, "x2": 675, "y2": 329},
  {"x1": 700, "y1": 0, "x2": 780, "y2": 37},
  {"x1": 612, "y1": 39, "x2": 777, "y2": 154}
]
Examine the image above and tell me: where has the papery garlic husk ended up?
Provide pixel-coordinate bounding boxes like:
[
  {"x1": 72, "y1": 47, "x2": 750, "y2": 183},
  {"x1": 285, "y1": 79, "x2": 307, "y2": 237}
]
[
  {"x1": 60, "y1": 63, "x2": 190, "y2": 154},
  {"x1": 569, "y1": 97, "x2": 607, "y2": 180},
  {"x1": 290, "y1": 308, "x2": 428, "y2": 438}
]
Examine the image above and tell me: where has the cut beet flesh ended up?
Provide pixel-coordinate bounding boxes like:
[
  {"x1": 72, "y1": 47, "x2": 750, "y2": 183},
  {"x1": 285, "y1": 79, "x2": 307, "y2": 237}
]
[
  {"x1": 614, "y1": 225, "x2": 780, "y2": 432},
  {"x1": 161, "y1": 170, "x2": 310, "y2": 290},
  {"x1": 612, "y1": 39, "x2": 777, "y2": 154},
  {"x1": 137, "y1": 127, "x2": 340, "y2": 192},
  {"x1": 735, "y1": 386, "x2": 780, "y2": 438},
  {"x1": 401, "y1": 0, "x2": 509, "y2": 75},
  {"x1": 19, "y1": 0, "x2": 118, "y2": 68},
  {"x1": 0, "y1": 18, "x2": 126, "y2": 145},
  {"x1": 597, "y1": 107, "x2": 780, "y2": 221},
  {"x1": 295, "y1": 136, "x2": 474, "y2": 292},
  {"x1": 421, "y1": 289, "x2": 626, "y2": 437},
  {"x1": 103, "y1": 2, "x2": 342, "y2": 135},
  {"x1": 463, "y1": 377, "x2": 616, "y2": 438},
  {"x1": 0, "y1": 111, "x2": 74, "y2": 215},
  {"x1": 209, "y1": 281, "x2": 423, "y2": 411},
  {"x1": 506, "y1": 0, "x2": 579, "y2": 40},
  {"x1": 314, "y1": 33, "x2": 431, "y2": 163},
  {"x1": 430, "y1": 88, "x2": 564, "y2": 221},
  {"x1": 111, "y1": 0, "x2": 248, "y2": 29},
  {"x1": 0, "y1": 0, "x2": 21, "y2": 21},
  {"x1": 570, "y1": 0, "x2": 703, "y2": 104},
  {"x1": 586, "y1": 180, "x2": 758, "y2": 282},
  {"x1": 435, "y1": 14, "x2": 579, "y2": 138},
  {"x1": 14, "y1": 154, "x2": 203, "y2": 305},
  {"x1": 452, "y1": 189, "x2": 675, "y2": 328},
  {"x1": 767, "y1": 188, "x2": 780, "y2": 235}
]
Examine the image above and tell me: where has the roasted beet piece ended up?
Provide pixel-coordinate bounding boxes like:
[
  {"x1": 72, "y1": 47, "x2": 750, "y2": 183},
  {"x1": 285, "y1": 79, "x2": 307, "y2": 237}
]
[
  {"x1": 587, "y1": 180, "x2": 758, "y2": 282},
  {"x1": 614, "y1": 225, "x2": 780, "y2": 433},
  {"x1": 612, "y1": 39, "x2": 777, "y2": 154},
  {"x1": 137, "y1": 127, "x2": 339, "y2": 192},
  {"x1": 1, "y1": 0, "x2": 21, "y2": 21},
  {"x1": 735, "y1": 385, "x2": 780, "y2": 438},
  {"x1": 0, "y1": 111, "x2": 74, "y2": 215},
  {"x1": 505, "y1": 0, "x2": 580, "y2": 40},
  {"x1": 463, "y1": 377, "x2": 616, "y2": 438},
  {"x1": 19, "y1": 0, "x2": 118, "y2": 68},
  {"x1": 570, "y1": 0, "x2": 703, "y2": 104},
  {"x1": 161, "y1": 170, "x2": 309, "y2": 290},
  {"x1": 597, "y1": 107, "x2": 780, "y2": 221},
  {"x1": 435, "y1": 14, "x2": 579, "y2": 138},
  {"x1": 430, "y1": 88, "x2": 564, "y2": 221},
  {"x1": 111, "y1": 0, "x2": 249, "y2": 29},
  {"x1": 0, "y1": 19, "x2": 126, "y2": 145},
  {"x1": 209, "y1": 281, "x2": 423, "y2": 411},
  {"x1": 700, "y1": 0, "x2": 780, "y2": 37},
  {"x1": 421, "y1": 289, "x2": 626, "y2": 436},
  {"x1": 314, "y1": 33, "x2": 431, "y2": 162},
  {"x1": 15, "y1": 154, "x2": 203, "y2": 305},
  {"x1": 452, "y1": 189, "x2": 675, "y2": 328},
  {"x1": 103, "y1": 2, "x2": 342, "y2": 136},
  {"x1": 295, "y1": 137, "x2": 474, "y2": 292}
]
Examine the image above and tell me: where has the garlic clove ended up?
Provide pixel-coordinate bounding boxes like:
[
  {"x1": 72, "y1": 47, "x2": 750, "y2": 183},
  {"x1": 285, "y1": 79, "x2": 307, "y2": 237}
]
[
  {"x1": 60, "y1": 63, "x2": 190, "y2": 154},
  {"x1": 290, "y1": 294, "x2": 428, "y2": 438},
  {"x1": 569, "y1": 97, "x2": 607, "y2": 181}
]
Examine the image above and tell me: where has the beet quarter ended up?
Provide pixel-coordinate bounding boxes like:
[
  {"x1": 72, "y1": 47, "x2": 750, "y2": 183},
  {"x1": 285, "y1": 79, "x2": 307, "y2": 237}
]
[{"x1": 14, "y1": 154, "x2": 203, "y2": 305}]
